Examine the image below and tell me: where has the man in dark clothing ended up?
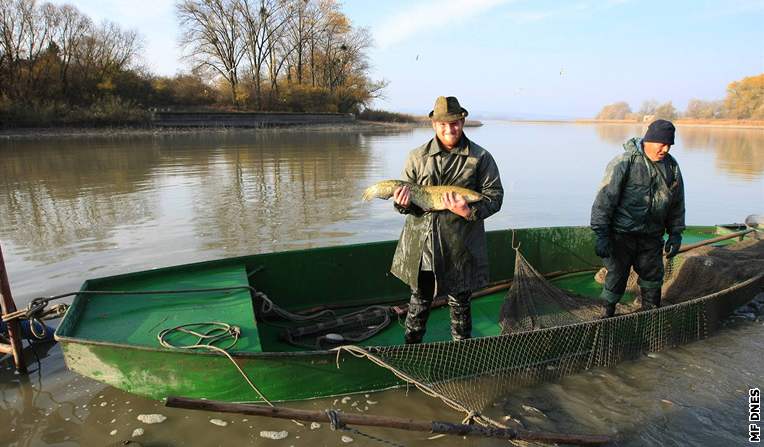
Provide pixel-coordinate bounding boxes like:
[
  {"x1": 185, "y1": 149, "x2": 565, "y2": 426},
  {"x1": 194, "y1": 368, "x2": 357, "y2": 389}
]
[
  {"x1": 390, "y1": 96, "x2": 504, "y2": 344},
  {"x1": 591, "y1": 119, "x2": 686, "y2": 317}
]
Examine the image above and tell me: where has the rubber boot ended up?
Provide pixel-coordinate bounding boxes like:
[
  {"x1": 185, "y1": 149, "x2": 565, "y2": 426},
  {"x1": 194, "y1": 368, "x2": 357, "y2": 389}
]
[
  {"x1": 640, "y1": 287, "x2": 661, "y2": 311},
  {"x1": 404, "y1": 288, "x2": 432, "y2": 344},
  {"x1": 448, "y1": 292, "x2": 472, "y2": 341},
  {"x1": 602, "y1": 301, "x2": 616, "y2": 319}
]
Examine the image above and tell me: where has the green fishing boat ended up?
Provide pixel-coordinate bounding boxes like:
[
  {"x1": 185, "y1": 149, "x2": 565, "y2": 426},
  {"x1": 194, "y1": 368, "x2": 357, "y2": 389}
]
[{"x1": 54, "y1": 225, "x2": 762, "y2": 404}]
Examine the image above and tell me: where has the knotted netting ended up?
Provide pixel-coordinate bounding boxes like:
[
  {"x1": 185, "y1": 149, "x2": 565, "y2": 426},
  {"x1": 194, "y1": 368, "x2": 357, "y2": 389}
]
[
  {"x1": 595, "y1": 237, "x2": 764, "y2": 305},
  {"x1": 498, "y1": 247, "x2": 601, "y2": 333},
  {"x1": 337, "y1": 237, "x2": 764, "y2": 428}
]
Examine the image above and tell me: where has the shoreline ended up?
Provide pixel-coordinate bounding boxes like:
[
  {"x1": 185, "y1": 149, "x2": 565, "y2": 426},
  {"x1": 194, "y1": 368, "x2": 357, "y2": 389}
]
[
  {"x1": 0, "y1": 119, "x2": 484, "y2": 141},
  {"x1": 0, "y1": 121, "x2": 418, "y2": 141},
  {"x1": 494, "y1": 119, "x2": 764, "y2": 129},
  {"x1": 5, "y1": 117, "x2": 758, "y2": 140},
  {"x1": 573, "y1": 119, "x2": 764, "y2": 129}
]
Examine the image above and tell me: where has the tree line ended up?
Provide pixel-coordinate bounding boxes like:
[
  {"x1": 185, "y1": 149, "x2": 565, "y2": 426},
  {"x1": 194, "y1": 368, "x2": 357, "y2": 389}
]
[
  {"x1": 0, "y1": 0, "x2": 386, "y2": 126},
  {"x1": 596, "y1": 73, "x2": 764, "y2": 121}
]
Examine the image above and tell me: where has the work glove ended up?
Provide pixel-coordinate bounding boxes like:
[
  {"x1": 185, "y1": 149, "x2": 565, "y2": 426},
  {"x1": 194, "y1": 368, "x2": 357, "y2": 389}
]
[
  {"x1": 664, "y1": 233, "x2": 682, "y2": 258},
  {"x1": 595, "y1": 235, "x2": 611, "y2": 258}
]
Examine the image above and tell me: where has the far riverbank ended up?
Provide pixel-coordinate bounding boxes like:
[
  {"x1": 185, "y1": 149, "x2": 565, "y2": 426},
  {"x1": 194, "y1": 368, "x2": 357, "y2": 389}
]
[
  {"x1": 0, "y1": 119, "x2": 484, "y2": 141},
  {"x1": 493, "y1": 119, "x2": 764, "y2": 130},
  {"x1": 574, "y1": 118, "x2": 764, "y2": 129},
  {"x1": 0, "y1": 121, "x2": 413, "y2": 141}
]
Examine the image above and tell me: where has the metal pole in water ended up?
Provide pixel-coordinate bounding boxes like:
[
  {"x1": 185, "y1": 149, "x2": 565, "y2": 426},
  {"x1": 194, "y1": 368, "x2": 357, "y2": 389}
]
[{"x1": 0, "y1": 241, "x2": 27, "y2": 374}]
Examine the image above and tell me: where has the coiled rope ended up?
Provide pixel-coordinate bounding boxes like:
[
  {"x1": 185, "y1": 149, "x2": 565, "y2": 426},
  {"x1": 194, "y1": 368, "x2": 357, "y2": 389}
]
[
  {"x1": 157, "y1": 321, "x2": 304, "y2": 426},
  {"x1": 157, "y1": 322, "x2": 274, "y2": 406}
]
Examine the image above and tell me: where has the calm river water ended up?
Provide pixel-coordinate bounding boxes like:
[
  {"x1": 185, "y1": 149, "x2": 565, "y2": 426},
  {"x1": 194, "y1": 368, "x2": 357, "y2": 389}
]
[{"x1": 1, "y1": 122, "x2": 763, "y2": 446}]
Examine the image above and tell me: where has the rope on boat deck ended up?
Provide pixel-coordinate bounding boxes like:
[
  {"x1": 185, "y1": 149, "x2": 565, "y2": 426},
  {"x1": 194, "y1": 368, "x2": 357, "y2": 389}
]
[
  {"x1": 332, "y1": 345, "x2": 506, "y2": 431},
  {"x1": 157, "y1": 322, "x2": 304, "y2": 426},
  {"x1": 158, "y1": 322, "x2": 272, "y2": 404}
]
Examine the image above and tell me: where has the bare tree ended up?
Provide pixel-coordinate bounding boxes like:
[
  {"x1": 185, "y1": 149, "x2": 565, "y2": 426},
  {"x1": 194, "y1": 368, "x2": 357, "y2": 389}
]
[
  {"x1": 72, "y1": 20, "x2": 141, "y2": 99},
  {"x1": 50, "y1": 4, "x2": 92, "y2": 99},
  {"x1": 685, "y1": 99, "x2": 723, "y2": 119},
  {"x1": 238, "y1": 0, "x2": 290, "y2": 108},
  {"x1": 283, "y1": 0, "x2": 320, "y2": 85},
  {"x1": 0, "y1": 0, "x2": 48, "y2": 100},
  {"x1": 177, "y1": 0, "x2": 246, "y2": 106},
  {"x1": 638, "y1": 99, "x2": 659, "y2": 117}
]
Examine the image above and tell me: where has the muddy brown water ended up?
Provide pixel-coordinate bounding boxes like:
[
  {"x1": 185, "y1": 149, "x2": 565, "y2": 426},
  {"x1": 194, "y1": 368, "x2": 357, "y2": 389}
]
[{"x1": 1, "y1": 122, "x2": 763, "y2": 446}]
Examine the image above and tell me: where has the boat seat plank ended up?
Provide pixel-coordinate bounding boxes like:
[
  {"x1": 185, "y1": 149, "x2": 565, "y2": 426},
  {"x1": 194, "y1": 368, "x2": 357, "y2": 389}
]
[{"x1": 67, "y1": 263, "x2": 262, "y2": 352}]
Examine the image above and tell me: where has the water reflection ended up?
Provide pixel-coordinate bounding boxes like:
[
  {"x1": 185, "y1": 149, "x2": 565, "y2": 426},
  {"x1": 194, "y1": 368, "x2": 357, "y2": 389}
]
[
  {"x1": 185, "y1": 132, "x2": 380, "y2": 255},
  {"x1": 0, "y1": 140, "x2": 162, "y2": 263},
  {"x1": 593, "y1": 124, "x2": 764, "y2": 179},
  {"x1": 0, "y1": 344, "x2": 83, "y2": 446},
  {"x1": 0, "y1": 133, "x2": 385, "y2": 264},
  {"x1": 594, "y1": 123, "x2": 645, "y2": 145},
  {"x1": 680, "y1": 127, "x2": 764, "y2": 180}
]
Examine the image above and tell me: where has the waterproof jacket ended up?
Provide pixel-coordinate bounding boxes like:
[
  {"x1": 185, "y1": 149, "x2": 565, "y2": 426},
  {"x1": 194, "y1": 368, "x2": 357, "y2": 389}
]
[
  {"x1": 390, "y1": 135, "x2": 504, "y2": 296},
  {"x1": 591, "y1": 137, "x2": 685, "y2": 237}
]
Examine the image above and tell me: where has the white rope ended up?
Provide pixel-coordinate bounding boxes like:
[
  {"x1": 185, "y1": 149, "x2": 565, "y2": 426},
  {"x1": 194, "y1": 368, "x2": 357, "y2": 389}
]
[{"x1": 157, "y1": 323, "x2": 276, "y2": 407}]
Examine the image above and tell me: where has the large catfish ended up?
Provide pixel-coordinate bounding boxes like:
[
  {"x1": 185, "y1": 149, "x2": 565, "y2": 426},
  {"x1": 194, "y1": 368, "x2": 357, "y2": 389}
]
[{"x1": 362, "y1": 180, "x2": 484, "y2": 211}]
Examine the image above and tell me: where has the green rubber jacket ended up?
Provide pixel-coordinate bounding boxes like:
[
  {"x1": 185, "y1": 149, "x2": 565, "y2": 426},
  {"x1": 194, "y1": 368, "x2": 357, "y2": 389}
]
[
  {"x1": 591, "y1": 137, "x2": 685, "y2": 237},
  {"x1": 390, "y1": 135, "x2": 504, "y2": 296}
]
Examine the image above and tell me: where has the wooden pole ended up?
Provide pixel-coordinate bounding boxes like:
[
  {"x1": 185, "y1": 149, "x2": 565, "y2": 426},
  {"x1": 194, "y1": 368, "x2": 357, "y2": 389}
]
[
  {"x1": 166, "y1": 396, "x2": 612, "y2": 445},
  {"x1": 676, "y1": 228, "x2": 755, "y2": 255},
  {"x1": 0, "y1": 242, "x2": 26, "y2": 373}
]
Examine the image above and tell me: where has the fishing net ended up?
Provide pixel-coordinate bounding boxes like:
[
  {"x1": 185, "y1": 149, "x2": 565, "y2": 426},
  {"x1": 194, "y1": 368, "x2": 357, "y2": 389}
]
[
  {"x1": 337, "y1": 236, "x2": 764, "y2": 430},
  {"x1": 595, "y1": 237, "x2": 764, "y2": 305},
  {"x1": 498, "y1": 248, "x2": 601, "y2": 333}
]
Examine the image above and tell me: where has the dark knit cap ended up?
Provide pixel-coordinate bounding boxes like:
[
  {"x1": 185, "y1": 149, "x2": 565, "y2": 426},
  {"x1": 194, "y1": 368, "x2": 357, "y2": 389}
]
[{"x1": 644, "y1": 119, "x2": 675, "y2": 145}]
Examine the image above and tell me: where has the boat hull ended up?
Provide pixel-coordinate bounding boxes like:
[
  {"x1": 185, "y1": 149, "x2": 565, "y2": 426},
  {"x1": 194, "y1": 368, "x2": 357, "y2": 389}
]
[{"x1": 60, "y1": 341, "x2": 401, "y2": 402}]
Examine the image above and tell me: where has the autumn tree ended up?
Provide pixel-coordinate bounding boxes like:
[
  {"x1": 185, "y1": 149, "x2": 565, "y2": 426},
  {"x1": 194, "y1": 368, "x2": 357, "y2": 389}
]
[
  {"x1": 638, "y1": 100, "x2": 659, "y2": 117},
  {"x1": 653, "y1": 101, "x2": 677, "y2": 120},
  {"x1": 724, "y1": 73, "x2": 764, "y2": 119},
  {"x1": 685, "y1": 99, "x2": 723, "y2": 119},
  {"x1": 596, "y1": 101, "x2": 631, "y2": 119}
]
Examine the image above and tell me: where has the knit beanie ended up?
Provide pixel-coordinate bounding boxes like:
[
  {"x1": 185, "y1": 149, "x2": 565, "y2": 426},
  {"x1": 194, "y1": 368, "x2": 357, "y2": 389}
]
[{"x1": 644, "y1": 119, "x2": 675, "y2": 145}]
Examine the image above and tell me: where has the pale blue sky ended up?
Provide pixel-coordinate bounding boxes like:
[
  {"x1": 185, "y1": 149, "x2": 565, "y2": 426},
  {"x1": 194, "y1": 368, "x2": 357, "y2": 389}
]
[{"x1": 51, "y1": 0, "x2": 764, "y2": 118}]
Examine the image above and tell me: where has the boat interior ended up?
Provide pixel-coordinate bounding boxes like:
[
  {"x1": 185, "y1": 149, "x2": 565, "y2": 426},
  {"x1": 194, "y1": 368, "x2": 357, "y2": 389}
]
[{"x1": 56, "y1": 226, "x2": 740, "y2": 353}]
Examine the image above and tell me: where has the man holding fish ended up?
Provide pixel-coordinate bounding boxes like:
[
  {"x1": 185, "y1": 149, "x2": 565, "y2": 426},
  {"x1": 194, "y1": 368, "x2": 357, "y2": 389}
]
[{"x1": 381, "y1": 96, "x2": 503, "y2": 344}]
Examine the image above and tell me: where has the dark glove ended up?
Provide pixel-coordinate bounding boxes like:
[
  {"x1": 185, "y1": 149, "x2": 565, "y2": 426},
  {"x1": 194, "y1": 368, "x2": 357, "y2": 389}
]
[
  {"x1": 595, "y1": 235, "x2": 611, "y2": 258},
  {"x1": 664, "y1": 233, "x2": 682, "y2": 258}
]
